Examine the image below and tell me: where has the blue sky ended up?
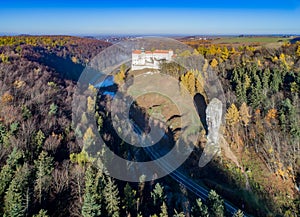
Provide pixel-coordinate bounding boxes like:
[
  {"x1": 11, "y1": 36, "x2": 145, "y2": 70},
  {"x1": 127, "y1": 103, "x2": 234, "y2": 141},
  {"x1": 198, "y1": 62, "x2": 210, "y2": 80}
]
[{"x1": 1, "y1": 0, "x2": 300, "y2": 35}]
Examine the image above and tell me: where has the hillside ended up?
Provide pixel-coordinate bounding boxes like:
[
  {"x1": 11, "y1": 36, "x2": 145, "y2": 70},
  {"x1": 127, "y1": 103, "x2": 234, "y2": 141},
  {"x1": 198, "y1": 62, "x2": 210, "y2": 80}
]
[{"x1": 0, "y1": 36, "x2": 299, "y2": 217}]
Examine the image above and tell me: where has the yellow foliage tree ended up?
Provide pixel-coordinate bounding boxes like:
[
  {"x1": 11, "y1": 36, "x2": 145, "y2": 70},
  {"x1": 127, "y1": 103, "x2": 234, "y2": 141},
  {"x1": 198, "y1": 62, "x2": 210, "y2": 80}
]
[
  {"x1": 272, "y1": 56, "x2": 278, "y2": 62},
  {"x1": 207, "y1": 45, "x2": 217, "y2": 56},
  {"x1": 257, "y1": 59, "x2": 262, "y2": 67},
  {"x1": 239, "y1": 102, "x2": 251, "y2": 127},
  {"x1": 210, "y1": 58, "x2": 218, "y2": 68},
  {"x1": 279, "y1": 53, "x2": 285, "y2": 62},
  {"x1": 290, "y1": 81, "x2": 299, "y2": 93},
  {"x1": 187, "y1": 71, "x2": 196, "y2": 95},
  {"x1": 296, "y1": 45, "x2": 300, "y2": 57},
  {"x1": 244, "y1": 74, "x2": 251, "y2": 90},
  {"x1": 88, "y1": 84, "x2": 97, "y2": 94},
  {"x1": 226, "y1": 103, "x2": 240, "y2": 126},
  {"x1": 221, "y1": 46, "x2": 229, "y2": 60},
  {"x1": 83, "y1": 127, "x2": 96, "y2": 147},
  {"x1": 265, "y1": 108, "x2": 277, "y2": 126},
  {"x1": 230, "y1": 47, "x2": 236, "y2": 54},
  {"x1": 13, "y1": 80, "x2": 25, "y2": 88},
  {"x1": 70, "y1": 150, "x2": 90, "y2": 166},
  {"x1": 195, "y1": 74, "x2": 204, "y2": 94},
  {"x1": 1, "y1": 93, "x2": 14, "y2": 104},
  {"x1": 71, "y1": 56, "x2": 78, "y2": 64},
  {"x1": 87, "y1": 96, "x2": 95, "y2": 113},
  {"x1": 180, "y1": 71, "x2": 196, "y2": 95},
  {"x1": 114, "y1": 64, "x2": 127, "y2": 85}
]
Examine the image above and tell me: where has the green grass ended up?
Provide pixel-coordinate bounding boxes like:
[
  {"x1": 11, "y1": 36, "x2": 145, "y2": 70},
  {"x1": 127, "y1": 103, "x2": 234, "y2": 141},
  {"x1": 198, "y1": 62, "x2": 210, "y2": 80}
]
[{"x1": 213, "y1": 36, "x2": 291, "y2": 44}]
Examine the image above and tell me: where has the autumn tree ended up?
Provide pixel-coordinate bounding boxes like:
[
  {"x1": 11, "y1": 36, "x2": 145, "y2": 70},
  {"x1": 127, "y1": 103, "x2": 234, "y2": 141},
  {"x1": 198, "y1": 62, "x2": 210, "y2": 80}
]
[
  {"x1": 70, "y1": 150, "x2": 91, "y2": 166},
  {"x1": 180, "y1": 71, "x2": 196, "y2": 95},
  {"x1": 83, "y1": 127, "x2": 96, "y2": 148},
  {"x1": 1, "y1": 92, "x2": 13, "y2": 104},
  {"x1": 264, "y1": 108, "x2": 277, "y2": 127},
  {"x1": 221, "y1": 46, "x2": 229, "y2": 60},
  {"x1": 226, "y1": 103, "x2": 240, "y2": 126},
  {"x1": 210, "y1": 58, "x2": 218, "y2": 68},
  {"x1": 296, "y1": 44, "x2": 300, "y2": 57},
  {"x1": 87, "y1": 96, "x2": 95, "y2": 114},
  {"x1": 239, "y1": 102, "x2": 251, "y2": 127},
  {"x1": 115, "y1": 64, "x2": 127, "y2": 85}
]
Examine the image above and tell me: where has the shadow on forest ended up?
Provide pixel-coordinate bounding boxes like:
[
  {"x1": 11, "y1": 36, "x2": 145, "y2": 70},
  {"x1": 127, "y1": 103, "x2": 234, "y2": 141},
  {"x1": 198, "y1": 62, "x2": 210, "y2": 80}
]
[
  {"x1": 95, "y1": 78, "x2": 271, "y2": 217},
  {"x1": 24, "y1": 46, "x2": 85, "y2": 81}
]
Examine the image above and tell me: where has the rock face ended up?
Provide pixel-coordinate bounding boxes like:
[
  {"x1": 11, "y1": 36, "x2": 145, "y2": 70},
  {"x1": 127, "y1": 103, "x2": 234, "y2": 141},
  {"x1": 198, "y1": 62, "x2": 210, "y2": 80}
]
[
  {"x1": 198, "y1": 98, "x2": 223, "y2": 167},
  {"x1": 206, "y1": 98, "x2": 223, "y2": 147}
]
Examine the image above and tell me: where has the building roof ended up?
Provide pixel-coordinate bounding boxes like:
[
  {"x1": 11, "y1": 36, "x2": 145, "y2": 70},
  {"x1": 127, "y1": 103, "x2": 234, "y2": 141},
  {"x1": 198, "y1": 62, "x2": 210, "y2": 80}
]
[
  {"x1": 132, "y1": 49, "x2": 172, "y2": 54},
  {"x1": 132, "y1": 50, "x2": 142, "y2": 54}
]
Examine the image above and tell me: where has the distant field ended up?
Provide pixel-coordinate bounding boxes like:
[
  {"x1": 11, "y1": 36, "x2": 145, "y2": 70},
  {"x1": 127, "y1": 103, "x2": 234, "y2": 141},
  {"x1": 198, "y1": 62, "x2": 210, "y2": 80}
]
[{"x1": 212, "y1": 36, "x2": 291, "y2": 45}]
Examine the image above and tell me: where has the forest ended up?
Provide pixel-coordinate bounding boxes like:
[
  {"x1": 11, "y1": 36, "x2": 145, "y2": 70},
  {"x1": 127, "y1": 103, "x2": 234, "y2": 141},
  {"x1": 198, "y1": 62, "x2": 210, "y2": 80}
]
[{"x1": 0, "y1": 35, "x2": 299, "y2": 217}]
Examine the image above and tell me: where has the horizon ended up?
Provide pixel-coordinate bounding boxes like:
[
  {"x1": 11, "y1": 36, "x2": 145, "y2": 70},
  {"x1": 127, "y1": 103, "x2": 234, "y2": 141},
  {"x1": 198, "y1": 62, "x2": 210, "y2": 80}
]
[{"x1": 1, "y1": 0, "x2": 300, "y2": 35}]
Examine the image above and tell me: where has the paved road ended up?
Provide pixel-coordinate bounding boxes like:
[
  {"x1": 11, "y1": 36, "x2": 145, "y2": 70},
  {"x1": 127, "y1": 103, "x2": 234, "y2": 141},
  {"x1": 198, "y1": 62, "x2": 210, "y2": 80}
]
[{"x1": 131, "y1": 120, "x2": 249, "y2": 216}]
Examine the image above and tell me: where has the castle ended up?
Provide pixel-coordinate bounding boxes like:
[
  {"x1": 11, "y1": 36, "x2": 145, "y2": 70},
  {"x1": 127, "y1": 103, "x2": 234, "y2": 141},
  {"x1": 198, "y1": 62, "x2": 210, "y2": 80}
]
[{"x1": 131, "y1": 48, "x2": 174, "y2": 70}]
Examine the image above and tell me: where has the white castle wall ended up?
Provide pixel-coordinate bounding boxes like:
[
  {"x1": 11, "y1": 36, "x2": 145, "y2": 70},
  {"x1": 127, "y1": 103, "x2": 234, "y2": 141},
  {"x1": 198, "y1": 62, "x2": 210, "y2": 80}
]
[{"x1": 131, "y1": 50, "x2": 174, "y2": 70}]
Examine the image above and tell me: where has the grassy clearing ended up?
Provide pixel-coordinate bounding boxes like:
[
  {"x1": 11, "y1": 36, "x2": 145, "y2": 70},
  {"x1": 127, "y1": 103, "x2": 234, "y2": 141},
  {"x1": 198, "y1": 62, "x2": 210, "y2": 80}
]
[{"x1": 212, "y1": 36, "x2": 291, "y2": 45}]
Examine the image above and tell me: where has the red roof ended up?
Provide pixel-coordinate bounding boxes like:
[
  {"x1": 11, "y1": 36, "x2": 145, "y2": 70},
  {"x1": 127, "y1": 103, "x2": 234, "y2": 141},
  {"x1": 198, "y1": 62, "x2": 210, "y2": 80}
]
[
  {"x1": 132, "y1": 49, "x2": 172, "y2": 54},
  {"x1": 132, "y1": 50, "x2": 142, "y2": 54},
  {"x1": 153, "y1": 50, "x2": 169, "y2": 54}
]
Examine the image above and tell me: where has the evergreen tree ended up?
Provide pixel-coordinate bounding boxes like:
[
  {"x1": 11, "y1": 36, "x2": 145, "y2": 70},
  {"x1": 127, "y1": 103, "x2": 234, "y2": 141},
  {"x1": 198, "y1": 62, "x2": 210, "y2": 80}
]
[
  {"x1": 191, "y1": 198, "x2": 209, "y2": 217},
  {"x1": 207, "y1": 190, "x2": 225, "y2": 217},
  {"x1": 123, "y1": 183, "x2": 136, "y2": 216},
  {"x1": 34, "y1": 151, "x2": 53, "y2": 205},
  {"x1": 233, "y1": 209, "x2": 244, "y2": 217},
  {"x1": 262, "y1": 68, "x2": 270, "y2": 94},
  {"x1": 159, "y1": 202, "x2": 168, "y2": 217},
  {"x1": 235, "y1": 80, "x2": 247, "y2": 104},
  {"x1": 81, "y1": 166, "x2": 101, "y2": 217},
  {"x1": 151, "y1": 183, "x2": 165, "y2": 206},
  {"x1": 270, "y1": 68, "x2": 282, "y2": 93},
  {"x1": 4, "y1": 163, "x2": 31, "y2": 217},
  {"x1": 104, "y1": 177, "x2": 120, "y2": 217},
  {"x1": 0, "y1": 148, "x2": 23, "y2": 197},
  {"x1": 34, "y1": 130, "x2": 45, "y2": 153},
  {"x1": 250, "y1": 73, "x2": 263, "y2": 108},
  {"x1": 173, "y1": 209, "x2": 185, "y2": 217},
  {"x1": 33, "y1": 209, "x2": 49, "y2": 217}
]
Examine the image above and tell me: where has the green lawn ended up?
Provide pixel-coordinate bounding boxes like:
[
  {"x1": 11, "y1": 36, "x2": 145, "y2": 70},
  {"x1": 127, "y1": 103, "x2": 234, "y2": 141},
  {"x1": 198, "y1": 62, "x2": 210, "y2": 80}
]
[{"x1": 212, "y1": 36, "x2": 291, "y2": 44}]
